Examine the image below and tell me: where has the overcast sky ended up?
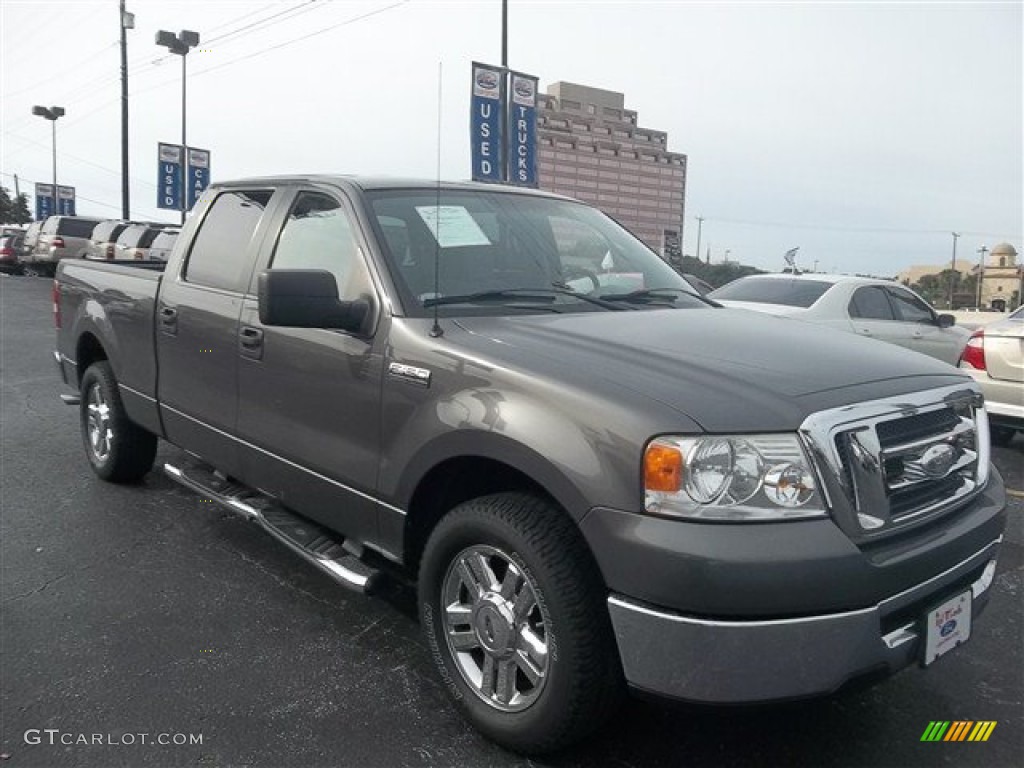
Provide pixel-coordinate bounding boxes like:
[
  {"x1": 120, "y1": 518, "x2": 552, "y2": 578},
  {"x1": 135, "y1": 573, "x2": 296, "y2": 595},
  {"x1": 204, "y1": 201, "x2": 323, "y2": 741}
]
[{"x1": 1, "y1": 0, "x2": 1021, "y2": 275}]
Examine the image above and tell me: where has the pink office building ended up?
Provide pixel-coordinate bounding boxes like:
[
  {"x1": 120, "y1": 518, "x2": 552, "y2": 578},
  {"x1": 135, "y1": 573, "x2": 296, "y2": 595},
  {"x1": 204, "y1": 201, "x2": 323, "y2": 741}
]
[{"x1": 537, "y1": 81, "x2": 688, "y2": 258}]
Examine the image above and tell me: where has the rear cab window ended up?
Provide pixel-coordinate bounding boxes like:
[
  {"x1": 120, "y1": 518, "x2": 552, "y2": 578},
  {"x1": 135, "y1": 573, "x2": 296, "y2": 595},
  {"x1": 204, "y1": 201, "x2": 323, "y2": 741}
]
[{"x1": 184, "y1": 190, "x2": 274, "y2": 292}]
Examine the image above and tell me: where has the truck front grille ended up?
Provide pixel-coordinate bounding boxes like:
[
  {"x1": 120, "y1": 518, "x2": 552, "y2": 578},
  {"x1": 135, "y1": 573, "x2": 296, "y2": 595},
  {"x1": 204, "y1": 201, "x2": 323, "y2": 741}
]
[{"x1": 801, "y1": 384, "x2": 990, "y2": 538}]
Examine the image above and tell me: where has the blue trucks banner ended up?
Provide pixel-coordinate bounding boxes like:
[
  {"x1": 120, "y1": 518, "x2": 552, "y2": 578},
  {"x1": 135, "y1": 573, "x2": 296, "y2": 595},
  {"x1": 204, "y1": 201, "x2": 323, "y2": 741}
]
[
  {"x1": 506, "y1": 71, "x2": 539, "y2": 187},
  {"x1": 34, "y1": 183, "x2": 53, "y2": 220},
  {"x1": 158, "y1": 143, "x2": 183, "y2": 211},
  {"x1": 186, "y1": 148, "x2": 211, "y2": 209},
  {"x1": 470, "y1": 62, "x2": 505, "y2": 183}
]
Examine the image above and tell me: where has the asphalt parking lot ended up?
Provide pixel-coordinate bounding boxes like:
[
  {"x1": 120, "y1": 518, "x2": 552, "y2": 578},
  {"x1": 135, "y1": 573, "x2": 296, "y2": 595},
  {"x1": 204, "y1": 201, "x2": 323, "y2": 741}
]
[{"x1": 2, "y1": 273, "x2": 1021, "y2": 768}]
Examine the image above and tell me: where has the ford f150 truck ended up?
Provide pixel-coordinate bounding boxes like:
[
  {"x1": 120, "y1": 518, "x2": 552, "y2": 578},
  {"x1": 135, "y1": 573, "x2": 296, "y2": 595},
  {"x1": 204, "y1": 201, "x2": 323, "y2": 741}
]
[{"x1": 55, "y1": 177, "x2": 1006, "y2": 754}]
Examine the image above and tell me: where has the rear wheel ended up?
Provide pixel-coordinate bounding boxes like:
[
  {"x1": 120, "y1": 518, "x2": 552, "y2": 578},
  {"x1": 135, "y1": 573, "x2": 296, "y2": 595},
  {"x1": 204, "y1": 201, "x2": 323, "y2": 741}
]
[
  {"x1": 418, "y1": 492, "x2": 622, "y2": 754},
  {"x1": 80, "y1": 361, "x2": 157, "y2": 482}
]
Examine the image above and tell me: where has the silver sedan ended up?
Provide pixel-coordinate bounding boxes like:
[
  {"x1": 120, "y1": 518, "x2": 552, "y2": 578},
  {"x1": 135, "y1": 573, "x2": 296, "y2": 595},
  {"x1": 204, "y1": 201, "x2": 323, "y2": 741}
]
[
  {"x1": 709, "y1": 273, "x2": 971, "y2": 366},
  {"x1": 959, "y1": 306, "x2": 1023, "y2": 445}
]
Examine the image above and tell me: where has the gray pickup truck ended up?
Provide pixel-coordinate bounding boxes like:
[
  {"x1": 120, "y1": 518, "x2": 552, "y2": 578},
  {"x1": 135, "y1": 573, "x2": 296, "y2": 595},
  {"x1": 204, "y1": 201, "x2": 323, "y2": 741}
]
[{"x1": 55, "y1": 176, "x2": 1006, "y2": 754}]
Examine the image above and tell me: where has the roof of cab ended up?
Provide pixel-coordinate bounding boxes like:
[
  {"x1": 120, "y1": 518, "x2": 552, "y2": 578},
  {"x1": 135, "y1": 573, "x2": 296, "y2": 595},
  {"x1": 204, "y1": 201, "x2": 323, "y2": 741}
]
[{"x1": 211, "y1": 175, "x2": 571, "y2": 199}]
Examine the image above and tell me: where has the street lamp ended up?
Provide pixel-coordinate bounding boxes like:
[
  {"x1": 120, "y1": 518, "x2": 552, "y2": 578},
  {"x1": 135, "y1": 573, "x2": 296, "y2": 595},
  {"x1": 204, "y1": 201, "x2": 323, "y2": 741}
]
[
  {"x1": 31, "y1": 105, "x2": 65, "y2": 218},
  {"x1": 155, "y1": 28, "x2": 199, "y2": 225},
  {"x1": 948, "y1": 232, "x2": 960, "y2": 309},
  {"x1": 976, "y1": 245, "x2": 988, "y2": 310}
]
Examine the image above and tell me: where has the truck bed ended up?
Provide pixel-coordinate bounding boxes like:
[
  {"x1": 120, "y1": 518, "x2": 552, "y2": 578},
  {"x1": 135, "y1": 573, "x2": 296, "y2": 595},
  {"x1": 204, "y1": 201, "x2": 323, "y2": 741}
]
[{"x1": 56, "y1": 259, "x2": 166, "y2": 433}]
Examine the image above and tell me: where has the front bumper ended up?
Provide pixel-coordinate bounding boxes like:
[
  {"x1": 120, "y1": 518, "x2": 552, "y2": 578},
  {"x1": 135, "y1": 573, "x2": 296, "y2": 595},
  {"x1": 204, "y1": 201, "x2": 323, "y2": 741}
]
[{"x1": 608, "y1": 536, "x2": 1000, "y2": 703}]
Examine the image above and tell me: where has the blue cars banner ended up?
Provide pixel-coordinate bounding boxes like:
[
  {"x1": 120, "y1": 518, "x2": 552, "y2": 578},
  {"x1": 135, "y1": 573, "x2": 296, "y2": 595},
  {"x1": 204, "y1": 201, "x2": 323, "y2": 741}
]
[
  {"x1": 187, "y1": 148, "x2": 211, "y2": 209},
  {"x1": 470, "y1": 62, "x2": 505, "y2": 183},
  {"x1": 507, "y1": 71, "x2": 539, "y2": 187},
  {"x1": 57, "y1": 185, "x2": 76, "y2": 216},
  {"x1": 158, "y1": 143, "x2": 183, "y2": 211}
]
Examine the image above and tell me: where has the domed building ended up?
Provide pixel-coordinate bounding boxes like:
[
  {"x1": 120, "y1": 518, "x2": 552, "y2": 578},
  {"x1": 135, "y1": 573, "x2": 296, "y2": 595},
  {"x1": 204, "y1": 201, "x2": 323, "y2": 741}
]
[{"x1": 980, "y1": 242, "x2": 1021, "y2": 311}]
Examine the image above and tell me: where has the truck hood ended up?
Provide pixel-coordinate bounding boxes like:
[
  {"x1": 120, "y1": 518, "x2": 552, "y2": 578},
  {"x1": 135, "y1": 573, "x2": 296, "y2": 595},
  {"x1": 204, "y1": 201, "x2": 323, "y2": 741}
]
[{"x1": 453, "y1": 307, "x2": 968, "y2": 432}]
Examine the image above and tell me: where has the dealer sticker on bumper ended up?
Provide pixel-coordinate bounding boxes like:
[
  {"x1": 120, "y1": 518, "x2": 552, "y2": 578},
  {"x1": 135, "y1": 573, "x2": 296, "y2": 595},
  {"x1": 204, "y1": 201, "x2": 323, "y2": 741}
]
[{"x1": 923, "y1": 589, "x2": 972, "y2": 666}]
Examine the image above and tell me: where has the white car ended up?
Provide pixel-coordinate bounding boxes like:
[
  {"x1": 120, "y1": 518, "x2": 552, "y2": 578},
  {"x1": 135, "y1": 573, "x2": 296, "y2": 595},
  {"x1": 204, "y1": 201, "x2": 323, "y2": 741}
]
[
  {"x1": 709, "y1": 273, "x2": 971, "y2": 365},
  {"x1": 959, "y1": 306, "x2": 1023, "y2": 445}
]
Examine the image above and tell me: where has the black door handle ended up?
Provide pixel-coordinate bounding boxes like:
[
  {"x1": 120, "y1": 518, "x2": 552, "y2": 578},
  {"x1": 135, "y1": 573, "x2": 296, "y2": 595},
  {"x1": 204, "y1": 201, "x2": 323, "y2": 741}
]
[
  {"x1": 239, "y1": 327, "x2": 264, "y2": 348},
  {"x1": 158, "y1": 305, "x2": 178, "y2": 335}
]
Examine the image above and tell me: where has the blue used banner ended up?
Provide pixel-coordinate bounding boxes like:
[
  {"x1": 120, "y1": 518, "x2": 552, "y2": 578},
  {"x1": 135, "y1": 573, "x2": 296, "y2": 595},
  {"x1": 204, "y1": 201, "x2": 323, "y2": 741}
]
[
  {"x1": 507, "y1": 71, "x2": 539, "y2": 187},
  {"x1": 187, "y1": 148, "x2": 211, "y2": 209},
  {"x1": 34, "y1": 183, "x2": 53, "y2": 220},
  {"x1": 470, "y1": 62, "x2": 505, "y2": 183},
  {"x1": 157, "y1": 143, "x2": 183, "y2": 210}
]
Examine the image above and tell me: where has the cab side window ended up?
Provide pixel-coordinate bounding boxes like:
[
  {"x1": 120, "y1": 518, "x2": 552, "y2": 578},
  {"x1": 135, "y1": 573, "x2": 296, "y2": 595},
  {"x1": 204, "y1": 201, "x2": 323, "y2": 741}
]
[
  {"x1": 185, "y1": 190, "x2": 273, "y2": 292},
  {"x1": 270, "y1": 192, "x2": 371, "y2": 302},
  {"x1": 848, "y1": 286, "x2": 894, "y2": 320}
]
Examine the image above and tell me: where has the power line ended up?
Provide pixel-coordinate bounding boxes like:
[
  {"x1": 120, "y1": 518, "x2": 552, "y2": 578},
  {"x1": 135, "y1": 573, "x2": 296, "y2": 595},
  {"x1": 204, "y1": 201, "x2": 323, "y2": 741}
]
[{"x1": 2, "y1": 132, "x2": 158, "y2": 190}]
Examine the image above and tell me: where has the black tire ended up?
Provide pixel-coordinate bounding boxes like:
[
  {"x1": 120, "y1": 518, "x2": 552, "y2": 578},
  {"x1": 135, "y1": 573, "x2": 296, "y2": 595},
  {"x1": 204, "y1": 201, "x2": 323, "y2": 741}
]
[
  {"x1": 990, "y1": 425, "x2": 1016, "y2": 447},
  {"x1": 80, "y1": 361, "x2": 157, "y2": 483},
  {"x1": 418, "y1": 492, "x2": 622, "y2": 754}
]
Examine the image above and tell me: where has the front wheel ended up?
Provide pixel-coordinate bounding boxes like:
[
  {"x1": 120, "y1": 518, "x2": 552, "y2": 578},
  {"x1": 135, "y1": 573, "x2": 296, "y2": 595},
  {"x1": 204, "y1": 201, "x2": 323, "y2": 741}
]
[
  {"x1": 80, "y1": 361, "x2": 157, "y2": 482},
  {"x1": 418, "y1": 493, "x2": 622, "y2": 754}
]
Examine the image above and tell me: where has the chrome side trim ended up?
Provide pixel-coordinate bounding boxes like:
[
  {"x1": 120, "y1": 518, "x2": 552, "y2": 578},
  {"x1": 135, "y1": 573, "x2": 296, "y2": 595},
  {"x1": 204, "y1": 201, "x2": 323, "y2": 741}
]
[
  {"x1": 160, "y1": 403, "x2": 406, "y2": 516},
  {"x1": 119, "y1": 383, "x2": 157, "y2": 404}
]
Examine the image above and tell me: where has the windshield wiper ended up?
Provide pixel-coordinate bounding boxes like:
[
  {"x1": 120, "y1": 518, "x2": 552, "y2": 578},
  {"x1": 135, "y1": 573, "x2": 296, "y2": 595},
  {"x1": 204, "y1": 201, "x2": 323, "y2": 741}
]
[
  {"x1": 424, "y1": 287, "x2": 626, "y2": 311},
  {"x1": 599, "y1": 287, "x2": 719, "y2": 307}
]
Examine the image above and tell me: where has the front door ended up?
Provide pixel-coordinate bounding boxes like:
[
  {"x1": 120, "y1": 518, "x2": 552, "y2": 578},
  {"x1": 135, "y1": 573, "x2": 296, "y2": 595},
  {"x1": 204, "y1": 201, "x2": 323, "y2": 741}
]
[{"x1": 235, "y1": 188, "x2": 386, "y2": 546}]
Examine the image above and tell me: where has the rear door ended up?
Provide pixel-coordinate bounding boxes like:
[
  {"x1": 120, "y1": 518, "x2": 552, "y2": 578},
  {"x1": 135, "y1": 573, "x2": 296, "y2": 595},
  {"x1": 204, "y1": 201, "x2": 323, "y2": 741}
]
[
  {"x1": 847, "y1": 285, "x2": 911, "y2": 348},
  {"x1": 156, "y1": 187, "x2": 283, "y2": 477},
  {"x1": 235, "y1": 186, "x2": 386, "y2": 544}
]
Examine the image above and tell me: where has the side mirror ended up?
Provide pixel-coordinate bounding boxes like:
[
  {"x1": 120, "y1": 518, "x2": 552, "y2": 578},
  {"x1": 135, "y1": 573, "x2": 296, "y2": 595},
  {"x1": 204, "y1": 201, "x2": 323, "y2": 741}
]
[
  {"x1": 936, "y1": 313, "x2": 956, "y2": 328},
  {"x1": 258, "y1": 269, "x2": 369, "y2": 333}
]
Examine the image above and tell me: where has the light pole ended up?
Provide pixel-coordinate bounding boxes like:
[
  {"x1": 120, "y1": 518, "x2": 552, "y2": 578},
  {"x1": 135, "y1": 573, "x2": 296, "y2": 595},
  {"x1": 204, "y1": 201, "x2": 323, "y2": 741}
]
[
  {"x1": 120, "y1": 1, "x2": 134, "y2": 220},
  {"x1": 976, "y1": 245, "x2": 987, "y2": 309},
  {"x1": 695, "y1": 215, "x2": 704, "y2": 263},
  {"x1": 31, "y1": 105, "x2": 65, "y2": 217},
  {"x1": 156, "y1": 29, "x2": 199, "y2": 225},
  {"x1": 948, "y1": 232, "x2": 960, "y2": 309}
]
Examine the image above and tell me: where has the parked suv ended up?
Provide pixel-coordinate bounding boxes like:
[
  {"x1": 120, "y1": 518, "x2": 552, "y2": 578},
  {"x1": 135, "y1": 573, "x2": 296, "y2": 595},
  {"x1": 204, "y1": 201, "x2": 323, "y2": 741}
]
[
  {"x1": 83, "y1": 220, "x2": 133, "y2": 261},
  {"x1": 26, "y1": 215, "x2": 104, "y2": 275},
  {"x1": 146, "y1": 229, "x2": 179, "y2": 262},
  {"x1": 113, "y1": 224, "x2": 170, "y2": 260},
  {"x1": 0, "y1": 234, "x2": 24, "y2": 274}
]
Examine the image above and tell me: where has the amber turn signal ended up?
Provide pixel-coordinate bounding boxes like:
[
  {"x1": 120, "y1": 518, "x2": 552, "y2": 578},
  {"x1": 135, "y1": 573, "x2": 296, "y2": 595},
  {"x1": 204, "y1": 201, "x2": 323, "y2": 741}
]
[{"x1": 644, "y1": 442, "x2": 682, "y2": 492}]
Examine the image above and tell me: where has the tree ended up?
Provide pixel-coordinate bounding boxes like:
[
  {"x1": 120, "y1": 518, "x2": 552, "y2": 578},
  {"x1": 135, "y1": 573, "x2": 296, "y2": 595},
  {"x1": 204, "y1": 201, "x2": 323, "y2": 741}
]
[
  {"x1": 11, "y1": 192, "x2": 32, "y2": 224},
  {"x1": 0, "y1": 186, "x2": 32, "y2": 225}
]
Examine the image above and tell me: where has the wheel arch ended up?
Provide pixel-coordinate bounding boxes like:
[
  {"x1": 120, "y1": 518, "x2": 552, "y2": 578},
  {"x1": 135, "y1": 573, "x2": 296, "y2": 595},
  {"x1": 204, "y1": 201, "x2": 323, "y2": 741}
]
[{"x1": 399, "y1": 434, "x2": 593, "y2": 576}]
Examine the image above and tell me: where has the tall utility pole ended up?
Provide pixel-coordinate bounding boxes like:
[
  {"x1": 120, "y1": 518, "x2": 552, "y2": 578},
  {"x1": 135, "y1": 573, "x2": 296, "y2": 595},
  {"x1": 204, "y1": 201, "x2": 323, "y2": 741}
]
[
  {"x1": 156, "y1": 29, "x2": 199, "y2": 225},
  {"x1": 501, "y1": 0, "x2": 507, "y2": 67},
  {"x1": 948, "y1": 231, "x2": 960, "y2": 309},
  {"x1": 695, "y1": 215, "x2": 704, "y2": 263},
  {"x1": 976, "y1": 245, "x2": 988, "y2": 309},
  {"x1": 120, "y1": 2, "x2": 133, "y2": 220}
]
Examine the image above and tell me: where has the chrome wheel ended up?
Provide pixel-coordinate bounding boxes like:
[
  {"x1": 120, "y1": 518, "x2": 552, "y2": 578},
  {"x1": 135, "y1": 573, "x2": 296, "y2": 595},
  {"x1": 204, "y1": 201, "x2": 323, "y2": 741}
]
[
  {"x1": 86, "y1": 382, "x2": 113, "y2": 462},
  {"x1": 442, "y1": 544, "x2": 550, "y2": 712}
]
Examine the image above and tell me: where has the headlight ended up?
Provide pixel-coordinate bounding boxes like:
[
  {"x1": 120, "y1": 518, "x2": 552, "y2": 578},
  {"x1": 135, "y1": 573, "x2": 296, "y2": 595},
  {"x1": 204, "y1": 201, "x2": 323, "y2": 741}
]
[{"x1": 643, "y1": 434, "x2": 826, "y2": 521}]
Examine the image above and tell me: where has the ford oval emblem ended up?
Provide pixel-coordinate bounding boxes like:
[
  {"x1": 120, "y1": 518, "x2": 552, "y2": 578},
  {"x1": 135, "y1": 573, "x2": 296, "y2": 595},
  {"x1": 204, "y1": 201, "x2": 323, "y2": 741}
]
[
  {"x1": 920, "y1": 444, "x2": 957, "y2": 479},
  {"x1": 476, "y1": 71, "x2": 498, "y2": 90},
  {"x1": 515, "y1": 79, "x2": 533, "y2": 98},
  {"x1": 940, "y1": 619, "x2": 957, "y2": 637}
]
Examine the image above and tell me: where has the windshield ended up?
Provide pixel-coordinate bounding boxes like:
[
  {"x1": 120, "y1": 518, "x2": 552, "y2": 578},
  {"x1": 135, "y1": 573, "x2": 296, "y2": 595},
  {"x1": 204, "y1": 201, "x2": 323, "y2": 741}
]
[
  {"x1": 709, "y1": 276, "x2": 833, "y2": 308},
  {"x1": 366, "y1": 189, "x2": 700, "y2": 315}
]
